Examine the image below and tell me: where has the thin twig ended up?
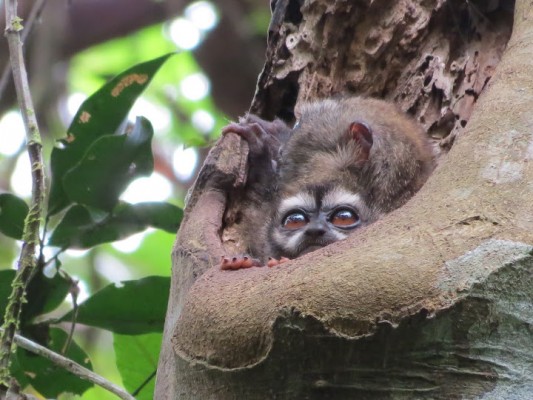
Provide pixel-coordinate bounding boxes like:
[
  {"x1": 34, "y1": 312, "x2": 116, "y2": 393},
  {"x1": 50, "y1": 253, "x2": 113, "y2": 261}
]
[
  {"x1": 0, "y1": 0, "x2": 48, "y2": 100},
  {"x1": 0, "y1": 328, "x2": 135, "y2": 400},
  {"x1": 0, "y1": 0, "x2": 46, "y2": 388}
]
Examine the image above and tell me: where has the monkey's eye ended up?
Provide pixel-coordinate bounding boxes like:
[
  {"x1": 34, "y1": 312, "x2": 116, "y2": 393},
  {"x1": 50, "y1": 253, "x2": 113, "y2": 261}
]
[
  {"x1": 282, "y1": 212, "x2": 308, "y2": 230},
  {"x1": 330, "y1": 208, "x2": 359, "y2": 228}
]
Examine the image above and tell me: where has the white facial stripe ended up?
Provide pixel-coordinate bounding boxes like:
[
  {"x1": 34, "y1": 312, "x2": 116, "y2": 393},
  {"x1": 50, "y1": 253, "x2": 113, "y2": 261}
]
[
  {"x1": 279, "y1": 192, "x2": 316, "y2": 215},
  {"x1": 332, "y1": 230, "x2": 348, "y2": 241},
  {"x1": 272, "y1": 229, "x2": 304, "y2": 253},
  {"x1": 322, "y1": 187, "x2": 362, "y2": 209},
  {"x1": 285, "y1": 231, "x2": 304, "y2": 252}
]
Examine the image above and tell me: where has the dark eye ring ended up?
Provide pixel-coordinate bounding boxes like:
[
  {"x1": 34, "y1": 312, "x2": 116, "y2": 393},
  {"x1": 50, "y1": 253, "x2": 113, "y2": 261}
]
[
  {"x1": 282, "y1": 211, "x2": 308, "y2": 230},
  {"x1": 329, "y1": 207, "x2": 360, "y2": 228}
]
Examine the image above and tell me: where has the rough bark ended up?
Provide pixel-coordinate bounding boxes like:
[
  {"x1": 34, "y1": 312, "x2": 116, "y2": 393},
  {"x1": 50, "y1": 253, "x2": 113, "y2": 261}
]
[{"x1": 156, "y1": 0, "x2": 531, "y2": 398}]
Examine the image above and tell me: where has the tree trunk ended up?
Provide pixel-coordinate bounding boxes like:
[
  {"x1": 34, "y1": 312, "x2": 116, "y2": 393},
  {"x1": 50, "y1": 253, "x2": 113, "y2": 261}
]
[{"x1": 155, "y1": 0, "x2": 532, "y2": 398}]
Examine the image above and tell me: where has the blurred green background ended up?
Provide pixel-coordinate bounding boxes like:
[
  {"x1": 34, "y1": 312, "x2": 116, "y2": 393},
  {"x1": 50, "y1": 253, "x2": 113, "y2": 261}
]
[{"x1": 0, "y1": 0, "x2": 270, "y2": 398}]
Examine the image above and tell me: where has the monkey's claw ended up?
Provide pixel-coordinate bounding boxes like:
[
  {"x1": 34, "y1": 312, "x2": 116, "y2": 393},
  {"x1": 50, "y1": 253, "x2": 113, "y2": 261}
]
[
  {"x1": 266, "y1": 257, "x2": 290, "y2": 267},
  {"x1": 220, "y1": 255, "x2": 262, "y2": 270}
]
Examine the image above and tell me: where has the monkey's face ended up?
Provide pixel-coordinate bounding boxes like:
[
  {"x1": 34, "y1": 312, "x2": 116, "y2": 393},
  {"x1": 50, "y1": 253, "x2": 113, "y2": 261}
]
[{"x1": 269, "y1": 184, "x2": 374, "y2": 259}]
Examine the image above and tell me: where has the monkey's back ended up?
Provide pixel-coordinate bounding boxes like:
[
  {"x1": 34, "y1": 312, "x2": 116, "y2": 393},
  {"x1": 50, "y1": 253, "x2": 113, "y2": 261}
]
[{"x1": 278, "y1": 97, "x2": 435, "y2": 215}]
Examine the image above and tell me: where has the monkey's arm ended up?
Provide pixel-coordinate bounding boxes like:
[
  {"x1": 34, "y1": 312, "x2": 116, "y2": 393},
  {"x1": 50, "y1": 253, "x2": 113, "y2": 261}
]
[{"x1": 219, "y1": 115, "x2": 292, "y2": 270}]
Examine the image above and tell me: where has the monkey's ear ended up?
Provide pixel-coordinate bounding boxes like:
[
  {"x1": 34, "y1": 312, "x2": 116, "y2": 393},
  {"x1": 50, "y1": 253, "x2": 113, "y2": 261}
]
[{"x1": 346, "y1": 121, "x2": 373, "y2": 162}]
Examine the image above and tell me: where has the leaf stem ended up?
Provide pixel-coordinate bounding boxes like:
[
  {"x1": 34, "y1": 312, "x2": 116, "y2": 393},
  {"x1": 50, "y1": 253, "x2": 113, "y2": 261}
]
[{"x1": 0, "y1": 0, "x2": 46, "y2": 388}]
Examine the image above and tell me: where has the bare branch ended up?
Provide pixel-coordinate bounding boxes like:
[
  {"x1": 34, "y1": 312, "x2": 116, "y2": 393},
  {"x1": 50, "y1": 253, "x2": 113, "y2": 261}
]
[
  {"x1": 0, "y1": 0, "x2": 46, "y2": 387},
  {"x1": 0, "y1": 328, "x2": 135, "y2": 400}
]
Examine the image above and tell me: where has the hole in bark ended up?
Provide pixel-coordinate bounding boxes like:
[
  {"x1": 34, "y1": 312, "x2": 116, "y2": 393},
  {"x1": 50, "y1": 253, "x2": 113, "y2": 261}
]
[
  {"x1": 279, "y1": 44, "x2": 291, "y2": 59},
  {"x1": 460, "y1": 119, "x2": 467, "y2": 127},
  {"x1": 419, "y1": 55, "x2": 433, "y2": 72},
  {"x1": 285, "y1": 0, "x2": 303, "y2": 24},
  {"x1": 277, "y1": 71, "x2": 300, "y2": 121},
  {"x1": 423, "y1": 75, "x2": 432, "y2": 87},
  {"x1": 465, "y1": 88, "x2": 478, "y2": 100},
  {"x1": 364, "y1": 35, "x2": 379, "y2": 52}
]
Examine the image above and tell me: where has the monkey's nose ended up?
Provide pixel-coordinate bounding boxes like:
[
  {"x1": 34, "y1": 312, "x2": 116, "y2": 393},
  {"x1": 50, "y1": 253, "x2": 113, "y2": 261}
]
[{"x1": 304, "y1": 226, "x2": 326, "y2": 238}]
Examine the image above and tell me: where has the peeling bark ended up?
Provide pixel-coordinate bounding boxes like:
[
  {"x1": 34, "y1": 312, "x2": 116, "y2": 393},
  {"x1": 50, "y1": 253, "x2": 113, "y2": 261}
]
[{"x1": 155, "y1": 0, "x2": 531, "y2": 398}]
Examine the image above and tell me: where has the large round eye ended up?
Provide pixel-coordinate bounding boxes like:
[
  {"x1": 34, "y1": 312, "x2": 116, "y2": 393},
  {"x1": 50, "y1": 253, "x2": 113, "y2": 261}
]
[
  {"x1": 330, "y1": 208, "x2": 359, "y2": 228},
  {"x1": 282, "y1": 212, "x2": 308, "y2": 230}
]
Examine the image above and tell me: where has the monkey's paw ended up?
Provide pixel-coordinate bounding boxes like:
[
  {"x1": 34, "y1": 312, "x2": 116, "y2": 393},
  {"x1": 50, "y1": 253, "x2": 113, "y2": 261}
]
[
  {"x1": 220, "y1": 255, "x2": 262, "y2": 270},
  {"x1": 221, "y1": 117, "x2": 287, "y2": 159},
  {"x1": 266, "y1": 257, "x2": 290, "y2": 267}
]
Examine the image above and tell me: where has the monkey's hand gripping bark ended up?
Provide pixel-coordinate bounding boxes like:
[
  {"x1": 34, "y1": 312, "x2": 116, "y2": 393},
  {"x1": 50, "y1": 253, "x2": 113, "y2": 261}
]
[
  {"x1": 219, "y1": 115, "x2": 292, "y2": 270},
  {"x1": 221, "y1": 115, "x2": 290, "y2": 168}
]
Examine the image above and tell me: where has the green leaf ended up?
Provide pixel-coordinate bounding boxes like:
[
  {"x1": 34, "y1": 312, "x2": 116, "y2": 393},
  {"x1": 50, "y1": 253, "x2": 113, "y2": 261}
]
[
  {"x1": 114, "y1": 332, "x2": 162, "y2": 400},
  {"x1": 0, "y1": 193, "x2": 29, "y2": 239},
  {"x1": 60, "y1": 276, "x2": 169, "y2": 334},
  {"x1": 0, "y1": 269, "x2": 16, "y2": 324},
  {"x1": 116, "y1": 202, "x2": 183, "y2": 233},
  {"x1": 48, "y1": 205, "x2": 115, "y2": 249},
  {"x1": 21, "y1": 270, "x2": 71, "y2": 324},
  {"x1": 48, "y1": 201, "x2": 182, "y2": 249},
  {"x1": 48, "y1": 53, "x2": 173, "y2": 215},
  {"x1": 62, "y1": 116, "x2": 154, "y2": 211},
  {"x1": 12, "y1": 327, "x2": 93, "y2": 398}
]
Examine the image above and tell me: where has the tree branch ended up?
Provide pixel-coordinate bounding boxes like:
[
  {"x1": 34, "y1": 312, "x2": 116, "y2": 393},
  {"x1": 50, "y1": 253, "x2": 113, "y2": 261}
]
[
  {"x1": 0, "y1": 328, "x2": 135, "y2": 400},
  {"x1": 0, "y1": 0, "x2": 47, "y2": 101},
  {"x1": 0, "y1": 0, "x2": 46, "y2": 387}
]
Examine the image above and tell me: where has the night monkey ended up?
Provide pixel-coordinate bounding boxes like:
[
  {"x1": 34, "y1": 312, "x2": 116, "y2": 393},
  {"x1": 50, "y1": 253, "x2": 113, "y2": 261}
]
[{"x1": 220, "y1": 97, "x2": 434, "y2": 269}]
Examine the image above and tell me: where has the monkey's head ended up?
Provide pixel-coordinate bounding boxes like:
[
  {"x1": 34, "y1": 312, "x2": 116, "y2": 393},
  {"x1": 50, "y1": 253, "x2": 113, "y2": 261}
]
[
  {"x1": 268, "y1": 183, "x2": 378, "y2": 259},
  {"x1": 268, "y1": 97, "x2": 434, "y2": 259}
]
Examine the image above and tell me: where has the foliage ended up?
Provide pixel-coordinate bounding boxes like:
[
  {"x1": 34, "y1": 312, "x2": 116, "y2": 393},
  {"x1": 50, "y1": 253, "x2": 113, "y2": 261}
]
[
  {"x1": 114, "y1": 332, "x2": 162, "y2": 400},
  {"x1": 0, "y1": 193, "x2": 29, "y2": 240},
  {"x1": 60, "y1": 276, "x2": 169, "y2": 334},
  {"x1": 0, "y1": 54, "x2": 181, "y2": 399}
]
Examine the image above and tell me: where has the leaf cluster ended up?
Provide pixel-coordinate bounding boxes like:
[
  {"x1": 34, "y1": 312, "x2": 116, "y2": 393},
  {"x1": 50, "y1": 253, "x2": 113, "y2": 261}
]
[{"x1": 0, "y1": 55, "x2": 181, "y2": 398}]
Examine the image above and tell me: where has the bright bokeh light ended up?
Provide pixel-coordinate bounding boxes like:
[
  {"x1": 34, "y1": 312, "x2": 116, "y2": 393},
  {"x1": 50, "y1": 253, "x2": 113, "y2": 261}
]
[
  {"x1": 130, "y1": 98, "x2": 172, "y2": 133},
  {"x1": 169, "y1": 1, "x2": 218, "y2": 50},
  {"x1": 173, "y1": 145, "x2": 198, "y2": 180},
  {"x1": 95, "y1": 253, "x2": 134, "y2": 282},
  {"x1": 169, "y1": 18, "x2": 201, "y2": 50},
  {"x1": 185, "y1": 1, "x2": 219, "y2": 31},
  {"x1": 75, "y1": 279, "x2": 91, "y2": 303},
  {"x1": 111, "y1": 231, "x2": 147, "y2": 253},
  {"x1": 65, "y1": 248, "x2": 90, "y2": 259},
  {"x1": 11, "y1": 154, "x2": 32, "y2": 198},
  {"x1": 0, "y1": 111, "x2": 25, "y2": 156},
  {"x1": 191, "y1": 109, "x2": 215, "y2": 134},
  {"x1": 67, "y1": 93, "x2": 88, "y2": 117},
  {"x1": 180, "y1": 73, "x2": 210, "y2": 101},
  {"x1": 121, "y1": 173, "x2": 172, "y2": 203}
]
